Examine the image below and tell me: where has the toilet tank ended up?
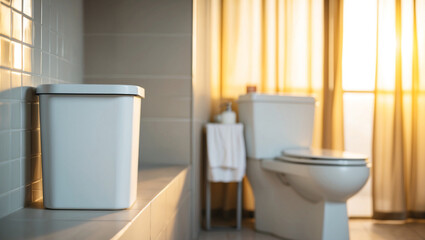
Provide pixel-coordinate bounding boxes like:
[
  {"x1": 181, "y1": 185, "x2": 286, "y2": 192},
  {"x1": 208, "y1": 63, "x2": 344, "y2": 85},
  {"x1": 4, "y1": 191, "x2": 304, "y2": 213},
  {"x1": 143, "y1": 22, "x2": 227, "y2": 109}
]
[{"x1": 238, "y1": 94, "x2": 315, "y2": 159}]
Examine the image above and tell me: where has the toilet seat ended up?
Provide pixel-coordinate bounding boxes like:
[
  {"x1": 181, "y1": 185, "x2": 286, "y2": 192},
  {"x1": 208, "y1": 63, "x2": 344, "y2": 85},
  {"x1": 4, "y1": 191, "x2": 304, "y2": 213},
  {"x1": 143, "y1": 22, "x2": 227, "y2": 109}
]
[{"x1": 276, "y1": 148, "x2": 368, "y2": 166}]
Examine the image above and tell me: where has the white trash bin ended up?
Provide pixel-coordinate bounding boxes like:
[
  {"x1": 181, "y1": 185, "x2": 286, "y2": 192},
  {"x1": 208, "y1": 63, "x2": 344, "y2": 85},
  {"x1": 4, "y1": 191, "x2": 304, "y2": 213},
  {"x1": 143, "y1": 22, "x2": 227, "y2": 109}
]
[{"x1": 36, "y1": 84, "x2": 144, "y2": 209}]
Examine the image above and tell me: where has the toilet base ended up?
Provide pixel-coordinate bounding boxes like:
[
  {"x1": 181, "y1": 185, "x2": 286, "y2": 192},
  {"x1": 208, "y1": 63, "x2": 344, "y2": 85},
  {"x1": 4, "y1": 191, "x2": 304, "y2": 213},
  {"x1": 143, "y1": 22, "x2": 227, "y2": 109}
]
[{"x1": 322, "y1": 202, "x2": 349, "y2": 240}]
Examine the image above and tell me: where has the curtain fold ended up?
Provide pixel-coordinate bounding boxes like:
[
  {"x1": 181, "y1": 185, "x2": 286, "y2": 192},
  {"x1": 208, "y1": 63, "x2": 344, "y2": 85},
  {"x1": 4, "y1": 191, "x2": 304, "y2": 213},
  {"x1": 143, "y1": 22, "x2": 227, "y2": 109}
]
[
  {"x1": 205, "y1": 0, "x2": 344, "y2": 212},
  {"x1": 323, "y1": 0, "x2": 345, "y2": 150},
  {"x1": 373, "y1": 0, "x2": 425, "y2": 219}
]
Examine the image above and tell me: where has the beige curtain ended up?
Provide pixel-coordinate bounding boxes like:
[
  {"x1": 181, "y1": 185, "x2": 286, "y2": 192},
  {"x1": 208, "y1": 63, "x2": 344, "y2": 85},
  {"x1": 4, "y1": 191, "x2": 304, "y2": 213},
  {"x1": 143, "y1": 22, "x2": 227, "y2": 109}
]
[
  {"x1": 373, "y1": 0, "x2": 425, "y2": 219},
  {"x1": 205, "y1": 0, "x2": 344, "y2": 212}
]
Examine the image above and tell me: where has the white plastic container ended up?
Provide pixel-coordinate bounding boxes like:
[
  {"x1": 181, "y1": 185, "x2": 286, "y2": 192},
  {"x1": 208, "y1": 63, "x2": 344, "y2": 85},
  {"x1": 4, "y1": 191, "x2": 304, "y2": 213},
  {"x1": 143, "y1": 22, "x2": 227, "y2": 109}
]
[{"x1": 36, "y1": 84, "x2": 145, "y2": 209}]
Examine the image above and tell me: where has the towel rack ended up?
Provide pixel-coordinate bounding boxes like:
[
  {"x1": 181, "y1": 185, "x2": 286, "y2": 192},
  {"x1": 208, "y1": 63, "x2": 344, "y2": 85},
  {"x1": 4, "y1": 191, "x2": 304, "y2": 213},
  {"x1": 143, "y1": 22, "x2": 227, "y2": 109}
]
[
  {"x1": 204, "y1": 123, "x2": 245, "y2": 230},
  {"x1": 205, "y1": 180, "x2": 242, "y2": 230}
]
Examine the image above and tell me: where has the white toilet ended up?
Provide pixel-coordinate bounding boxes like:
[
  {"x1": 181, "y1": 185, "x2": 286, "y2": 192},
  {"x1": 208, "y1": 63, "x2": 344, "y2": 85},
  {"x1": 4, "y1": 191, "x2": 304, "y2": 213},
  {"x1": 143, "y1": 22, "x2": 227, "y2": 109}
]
[{"x1": 238, "y1": 93, "x2": 370, "y2": 240}]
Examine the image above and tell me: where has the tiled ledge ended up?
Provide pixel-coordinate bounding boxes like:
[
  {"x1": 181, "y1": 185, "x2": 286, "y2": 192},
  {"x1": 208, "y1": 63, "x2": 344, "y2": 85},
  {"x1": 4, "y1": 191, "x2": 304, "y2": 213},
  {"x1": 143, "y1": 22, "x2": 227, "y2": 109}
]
[{"x1": 0, "y1": 165, "x2": 191, "y2": 240}]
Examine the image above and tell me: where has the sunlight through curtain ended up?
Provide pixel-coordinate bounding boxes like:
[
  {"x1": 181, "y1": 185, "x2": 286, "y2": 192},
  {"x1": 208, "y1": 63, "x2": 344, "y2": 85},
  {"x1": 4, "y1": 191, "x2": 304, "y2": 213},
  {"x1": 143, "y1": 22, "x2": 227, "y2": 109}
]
[
  {"x1": 373, "y1": 0, "x2": 425, "y2": 219},
  {"x1": 205, "y1": 0, "x2": 345, "y2": 212}
]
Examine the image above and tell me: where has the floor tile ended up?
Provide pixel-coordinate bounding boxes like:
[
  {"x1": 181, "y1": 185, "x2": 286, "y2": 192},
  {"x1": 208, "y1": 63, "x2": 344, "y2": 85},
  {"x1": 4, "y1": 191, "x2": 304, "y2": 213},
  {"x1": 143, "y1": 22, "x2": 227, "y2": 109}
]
[
  {"x1": 361, "y1": 220, "x2": 423, "y2": 240},
  {"x1": 407, "y1": 221, "x2": 425, "y2": 239},
  {"x1": 198, "y1": 231, "x2": 229, "y2": 240},
  {"x1": 199, "y1": 219, "x2": 425, "y2": 240}
]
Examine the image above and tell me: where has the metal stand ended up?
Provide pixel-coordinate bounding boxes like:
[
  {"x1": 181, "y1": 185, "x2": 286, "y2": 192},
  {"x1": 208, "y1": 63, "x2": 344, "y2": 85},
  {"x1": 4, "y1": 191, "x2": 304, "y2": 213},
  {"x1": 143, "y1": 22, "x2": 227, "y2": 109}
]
[{"x1": 205, "y1": 180, "x2": 242, "y2": 230}]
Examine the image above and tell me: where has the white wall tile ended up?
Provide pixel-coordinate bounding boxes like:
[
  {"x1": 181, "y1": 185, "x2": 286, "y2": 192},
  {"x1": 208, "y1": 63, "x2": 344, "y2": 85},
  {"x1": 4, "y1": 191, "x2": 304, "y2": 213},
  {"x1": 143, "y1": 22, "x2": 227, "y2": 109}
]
[
  {"x1": 0, "y1": 162, "x2": 11, "y2": 193},
  {"x1": 0, "y1": 132, "x2": 11, "y2": 162},
  {"x1": 41, "y1": 0, "x2": 49, "y2": 26},
  {"x1": 10, "y1": 71, "x2": 21, "y2": 99},
  {"x1": 23, "y1": 17, "x2": 33, "y2": 45},
  {"x1": 0, "y1": 0, "x2": 84, "y2": 218},
  {"x1": 12, "y1": 10, "x2": 22, "y2": 41},
  {"x1": 11, "y1": 131, "x2": 21, "y2": 159},
  {"x1": 10, "y1": 160, "x2": 20, "y2": 189},
  {"x1": 84, "y1": 0, "x2": 192, "y2": 34},
  {"x1": 57, "y1": 35, "x2": 63, "y2": 57},
  {"x1": 49, "y1": 54, "x2": 56, "y2": 78},
  {"x1": 33, "y1": 0, "x2": 40, "y2": 23},
  {"x1": 30, "y1": 102, "x2": 39, "y2": 129},
  {"x1": 21, "y1": 103, "x2": 31, "y2": 129},
  {"x1": 41, "y1": 51, "x2": 49, "y2": 76},
  {"x1": 0, "y1": 4, "x2": 11, "y2": 37},
  {"x1": 9, "y1": 187, "x2": 24, "y2": 212},
  {"x1": 49, "y1": 5, "x2": 57, "y2": 32},
  {"x1": 32, "y1": 48, "x2": 41, "y2": 75},
  {"x1": 83, "y1": 0, "x2": 193, "y2": 173},
  {"x1": 140, "y1": 120, "x2": 190, "y2": 165},
  {"x1": 142, "y1": 96, "x2": 191, "y2": 118},
  {"x1": 0, "y1": 102, "x2": 11, "y2": 130},
  {"x1": 0, "y1": 69, "x2": 11, "y2": 99},
  {"x1": 11, "y1": 0, "x2": 21, "y2": 11},
  {"x1": 86, "y1": 77, "x2": 192, "y2": 98},
  {"x1": 0, "y1": 37, "x2": 12, "y2": 68},
  {"x1": 0, "y1": 193, "x2": 10, "y2": 218},
  {"x1": 48, "y1": 30, "x2": 56, "y2": 55},
  {"x1": 33, "y1": 22, "x2": 41, "y2": 48},
  {"x1": 21, "y1": 76, "x2": 34, "y2": 101},
  {"x1": 41, "y1": 25, "x2": 49, "y2": 51},
  {"x1": 23, "y1": 0, "x2": 33, "y2": 17},
  {"x1": 23, "y1": 46, "x2": 32, "y2": 72},
  {"x1": 85, "y1": 35, "x2": 191, "y2": 76},
  {"x1": 10, "y1": 101, "x2": 20, "y2": 129},
  {"x1": 20, "y1": 130, "x2": 31, "y2": 159},
  {"x1": 11, "y1": 41, "x2": 22, "y2": 70}
]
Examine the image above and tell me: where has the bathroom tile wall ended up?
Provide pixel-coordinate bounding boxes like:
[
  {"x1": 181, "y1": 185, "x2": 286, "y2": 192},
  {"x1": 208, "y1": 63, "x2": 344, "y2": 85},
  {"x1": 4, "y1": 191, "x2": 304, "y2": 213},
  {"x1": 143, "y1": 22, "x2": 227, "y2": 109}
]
[
  {"x1": 84, "y1": 0, "x2": 195, "y2": 238},
  {"x1": 0, "y1": 0, "x2": 83, "y2": 218},
  {"x1": 84, "y1": 0, "x2": 193, "y2": 166}
]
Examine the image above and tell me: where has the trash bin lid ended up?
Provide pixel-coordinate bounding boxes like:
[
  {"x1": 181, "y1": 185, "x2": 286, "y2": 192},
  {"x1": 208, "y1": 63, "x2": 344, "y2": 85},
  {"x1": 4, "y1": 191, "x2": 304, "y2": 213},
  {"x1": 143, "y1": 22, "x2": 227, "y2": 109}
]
[{"x1": 36, "y1": 84, "x2": 145, "y2": 98}]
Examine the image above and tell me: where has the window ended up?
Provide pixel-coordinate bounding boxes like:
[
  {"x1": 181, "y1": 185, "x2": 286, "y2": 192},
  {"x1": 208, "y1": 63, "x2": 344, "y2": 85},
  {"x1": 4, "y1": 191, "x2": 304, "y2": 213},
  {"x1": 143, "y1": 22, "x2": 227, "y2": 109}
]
[{"x1": 342, "y1": 0, "x2": 377, "y2": 217}]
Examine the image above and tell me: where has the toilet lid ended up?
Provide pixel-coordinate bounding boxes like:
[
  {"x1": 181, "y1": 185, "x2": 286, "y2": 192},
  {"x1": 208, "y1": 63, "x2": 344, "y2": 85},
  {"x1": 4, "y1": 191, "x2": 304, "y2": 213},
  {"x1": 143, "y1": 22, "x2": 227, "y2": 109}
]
[{"x1": 277, "y1": 148, "x2": 368, "y2": 166}]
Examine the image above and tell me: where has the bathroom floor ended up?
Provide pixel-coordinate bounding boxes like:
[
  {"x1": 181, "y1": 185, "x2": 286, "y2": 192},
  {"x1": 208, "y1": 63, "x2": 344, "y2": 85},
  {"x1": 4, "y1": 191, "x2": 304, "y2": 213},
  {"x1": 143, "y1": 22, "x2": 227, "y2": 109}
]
[{"x1": 198, "y1": 218, "x2": 425, "y2": 240}]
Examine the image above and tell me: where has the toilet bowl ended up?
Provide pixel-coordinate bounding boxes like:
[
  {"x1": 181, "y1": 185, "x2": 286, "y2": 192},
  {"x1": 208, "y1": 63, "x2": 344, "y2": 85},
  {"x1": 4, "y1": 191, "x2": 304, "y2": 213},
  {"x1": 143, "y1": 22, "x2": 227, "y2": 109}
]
[{"x1": 238, "y1": 94, "x2": 370, "y2": 240}]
